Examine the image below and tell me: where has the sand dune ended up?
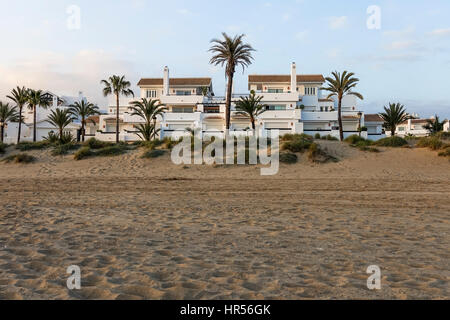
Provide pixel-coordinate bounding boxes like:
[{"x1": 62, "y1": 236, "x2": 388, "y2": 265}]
[{"x1": 0, "y1": 142, "x2": 449, "y2": 300}]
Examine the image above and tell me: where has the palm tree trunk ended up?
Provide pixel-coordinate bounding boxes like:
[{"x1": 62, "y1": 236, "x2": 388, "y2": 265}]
[
  {"x1": 81, "y1": 120, "x2": 85, "y2": 142},
  {"x1": 153, "y1": 118, "x2": 157, "y2": 140},
  {"x1": 225, "y1": 73, "x2": 234, "y2": 130},
  {"x1": 116, "y1": 93, "x2": 120, "y2": 143},
  {"x1": 338, "y1": 98, "x2": 343, "y2": 141},
  {"x1": 391, "y1": 127, "x2": 396, "y2": 137},
  {"x1": 17, "y1": 106, "x2": 22, "y2": 144},
  {"x1": 60, "y1": 128, "x2": 63, "y2": 143},
  {"x1": 0, "y1": 125, "x2": 4, "y2": 143},
  {"x1": 33, "y1": 105, "x2": 37, "y2": 142}
]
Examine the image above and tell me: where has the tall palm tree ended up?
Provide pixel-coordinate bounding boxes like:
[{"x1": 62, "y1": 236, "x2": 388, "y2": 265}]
[
  {"x1": 0, "y1": 102, "x2": 19, "y2": 143},
  {"x1": 321, "y1": 71, "x2": 364, "y2": 141},
  {"x1": 7, "y1": 86, "x2": 28, "y2": 144},
  {"x1": 101, "y1": 75, "x2": 134, "y2": 143},
  {"x1": 379, "y1": 103, "x2": 409, "y2": 136},
  {"x1": 46, "y1": 108, "x2": 75, "y2": 143},
  {"x1": 423, "y1": 114, "x2": 445, "y2": 135},
  {"x1": 69, "y1": 100, "x2": 100, "y2": 142},
  {"x1": 235, "y1": 91, "x2": 266, "y2": 131},
  {"x1": 129, "y1": 98, "x2": 166, "y2": 141},
  {"x1": 27, "y1": 89, "x2": 51, "y2": 142},
  {"x1": 209, "y1": 33, "x2": 255, "y2": 130}
]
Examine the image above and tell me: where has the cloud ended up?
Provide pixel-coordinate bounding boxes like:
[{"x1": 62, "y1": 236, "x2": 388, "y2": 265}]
[
  {"x1": 383, "y1": 26, "x2": 415, "y2": 38},
  {"x1": 328, "y1": 16, "x2": 348, "y2": 30},
  {"x1": 0, "y1": 50, "x2": 138, "y2": 109},
  {"x1": 295, "y1": 31, "x2": 308, "y2": 40},
  {"x1": 177, "y1": 9, "x2": 191, "y2": 15},
  {"x1": 428, "y1": 28, "x2": 450, "y2": 37},
  {"x1": 282, "y1": 13, "x2": 291, "y2": 22},
  {"x1": 385, "y1": 40, "x2": 419, "y2": 51}
]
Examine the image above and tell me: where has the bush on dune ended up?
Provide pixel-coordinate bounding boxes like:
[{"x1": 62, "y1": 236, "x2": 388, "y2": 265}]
[
  {"x1": 279, "y1": 152, "x2": 298, "y2": 164},
  {"x1": 74, "y1": 147, "x2": 93, "y2": 160},
  {"x1": 416, "y1": 136, "x2": 444, "y2": 150},
  {"x1": 142, "y1": 149, "x2": 166, "y2": 159},
  {"x1": 16, "y1": 141, "x2": 51, "y2": 151},
  {"x1": 438, "y1": 145, "x2": 450, "y2": 157},
  {"x1": 307, "y1": 143, "x2": 338, "y2": 163},
  {"x1": 84, "y1": 138, "x2": 113, "y2": 150},
  {"x1": 435, "y1": 131, "x2": 450, "y2": 140},
  {"x1": 374, "y1": 136, "x2": 408, "y2": 147},
  {"x1": 2, "y1": 153, "x2": 36, "y2": 164},
  {"x1": 0, "y1": 143, "x2": 6, "y2": 154},
  {"x1": 281, "y1": 134, "x2": 313, "y2": 153},
  {"x1": 51, "y1": 142, "x2": 81, "y2": 156},
  {"x1": 95, "y1": 145, "x2": 127, "y2": 157}
]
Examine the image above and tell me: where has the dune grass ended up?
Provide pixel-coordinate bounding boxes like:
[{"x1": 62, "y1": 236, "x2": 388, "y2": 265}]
[
  {"x1": 281, "y1": 134, "x2": 313, "y2": 153},
  {"x1": 142, "y1": 149, "x2": 166, "y2": 159},
  {"x1": 374, "y1": 136, "x2": 408, "y2": 147},
  {"x1": 51, "y1": 142, "x2": 81, "y2": 156},
  {"x1": 307, "y1": 143, "x2": 338, "y2": 163},
  {"x1": 0, "y1": 143, "x2": 7, "y2": 154},
  {"x1": 2, "y1": 153, "x2": 36, "y2": 164},
  {"x1": 16, "y1": 141, "x2": 51, "y2": 151},
  {"x1": 416, "y1": 136, "x2": 445, "y2": 150},
  {"x1": 279, "y1": 152, "x2": 298, "y2": 164}
]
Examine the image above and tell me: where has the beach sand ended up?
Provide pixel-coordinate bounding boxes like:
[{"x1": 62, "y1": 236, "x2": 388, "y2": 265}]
[{"x1": 0, "y1": 141, "x2": 448, "y2": 300}]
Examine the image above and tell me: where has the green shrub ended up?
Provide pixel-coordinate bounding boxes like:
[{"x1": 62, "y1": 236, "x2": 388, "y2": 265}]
[
  {"x1": 279, "y1": 152, "x2": 298, "y2": 164},
  {"x1": 60, "y1": 132, "x2": 75, "y2": 144},
  {"x1": 416, "y1": 137, "x2": 444, "y2": 150},
  {"x1": 358, "y1": 146, "x2": 380, "y2": 153},
  {"x1": 51, "y1": 142, "x2": 81, "y2": 156},
  {"x1": 0, "y1": 143, "x2": 6, "y2": 154},
  {"x1": 84, "y1": 138, "x2": 113, "y2": 149},
  {"x1": 16, "y1": 141, "x2": 51, "y2": 151},
  {"x1": 95, "y1": 145, "x2": 127, "y2": 157},
  {"x1": 307, "y1": 143, "x2": 338, "y2": 163},
  {"x1": 344, "y1": 134, "x2": 368, "y2": 145},
  {"x1": 326, "y1": 134, "x2": 339, "y2": 141},
  {"x1": 314, "y1": 133, "x2": 321, "y2": 139},
  {"x1": 142, "y1": 149, "x2": 166, "y2": 159},
  {"x1": 438, "y1": 146, "x2": 450, "y2": 157},
  {"x1": 374, "y1": 136, "x2": 408, "y2": 147},
  {"x1": 2, "y1": 153, "x2": 36, "y2": 164},
  {"x1": 435, "y1": 131, "x2": 450, "y2": 140},
  {"x1": 74, "y1": 147, "x2": 93, "y2": 160},
  {"x1": 281, "y1": 134, "x2": 313, "y2": 153}
]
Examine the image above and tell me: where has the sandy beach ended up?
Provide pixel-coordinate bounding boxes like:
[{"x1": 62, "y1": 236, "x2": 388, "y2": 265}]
[{"x1": 0, "y1": 141, "x2": 448, "y2": 300}]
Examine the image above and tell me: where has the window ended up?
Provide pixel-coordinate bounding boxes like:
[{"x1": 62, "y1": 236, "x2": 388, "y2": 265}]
[
  {"x1": 172, "y1": 107, "x2": 194, "y2": 113},
  {"x1": 146, "y1": 90, "x2": 157, "y2": 98},
  {"x1": 305, "y1": 87, "x2": 316, "y2": 95},
  {"x1": 176, "y1": 90, "x2": 192, "y2": 96},
  {"x1": 266, "y1": 105, "x2": 286, "y2": 111},
  {"x1": 398, "y1": 127, "x2": 405, "y2": 131},
  {"x1": 268, "y1": 88, "x2": 284, "y2": 93}
]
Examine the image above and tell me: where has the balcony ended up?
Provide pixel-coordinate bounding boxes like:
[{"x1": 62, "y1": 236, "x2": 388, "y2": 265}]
[
  {"x1": 254, "y1": 91, "x2": 299, "y2": 102},
  {"x1": 259, "y1": 109, "x2": 301, "y2": 120},
  {"x1": 302, "y1": 111, "x2": 338, "y2": 121},
  {"x1": 160, "y1": 95, "x2": 206, "y2": 105},
  {"x1": 163, "y1": 112, "x2": 201, "y2": 122}
]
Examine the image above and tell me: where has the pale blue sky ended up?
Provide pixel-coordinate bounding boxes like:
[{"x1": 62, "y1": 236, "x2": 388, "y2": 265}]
[{"x1": 0, "y1": 0, "x2": 449, "y2": 117}]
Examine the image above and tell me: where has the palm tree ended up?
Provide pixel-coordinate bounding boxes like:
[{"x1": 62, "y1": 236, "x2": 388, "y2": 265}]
[
  {"x1": 0, "y1": 102, "x2": 19, "y2": 143},
  {"x1": 101, "y1": 75, "x2": 134, "y2": 143},
  {"x1": 69, "y1": 100, "x2": 100, "y2": 142},
  {"x1": 134, "y1": 123, "x2": 160, "y2": 142},
  {"x1": 235, "y1": 91, "x2": 266, "y2": 132},
  {"x1": 379, "y1": 103, "x2": 410, "y2": 136},
  {"x1": 423, "y1": 115, "x2": 445, "y2": 135},
  {"x1": 7, "y1": 86, "x2": 28, "y2": 144},
  {"x1": 321, "y1": 71, "x2": 364, "y2": 141},
  {"x1": 46, "y1": 108, "x2": 75, "y2": 143},
  {"x1": 209, "y1": 33, "x2": 255, "y2": 130},
  {"x1": 129, "y1": 98, "x2": 167, "y2": 141},
  {"x1": 27, "y1": 89, "x2": 51, "y2": 142}
]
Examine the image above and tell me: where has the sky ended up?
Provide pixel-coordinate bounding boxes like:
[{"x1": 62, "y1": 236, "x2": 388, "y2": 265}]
[{"x1": 0, "y1": 0, "x2": 449, "y2": 118}]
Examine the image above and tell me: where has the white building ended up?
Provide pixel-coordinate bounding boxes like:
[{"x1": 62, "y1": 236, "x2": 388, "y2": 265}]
[
  {"x1": 391, "y1": 118, "x2": 432, "y2": 137},
  {"x1": 3, "y1": 91, "x2": 86, "y2": 143}
]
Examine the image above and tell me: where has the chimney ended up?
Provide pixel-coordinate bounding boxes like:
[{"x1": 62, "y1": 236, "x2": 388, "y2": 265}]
[
  {"x1": 163, "y1": 66, "x2": 170, "y2": 96},
  {"x1": 290, "y1": 62, "x2": 297, "y2": 93}
]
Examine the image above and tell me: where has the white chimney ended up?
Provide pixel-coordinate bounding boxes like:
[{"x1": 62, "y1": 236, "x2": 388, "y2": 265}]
[
  {"x1": 163, "y1": 66, "x2": 170, "y2": 96},
  {"x1": 290, "y1": 62, "x2": 297, "y2": 93}
]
